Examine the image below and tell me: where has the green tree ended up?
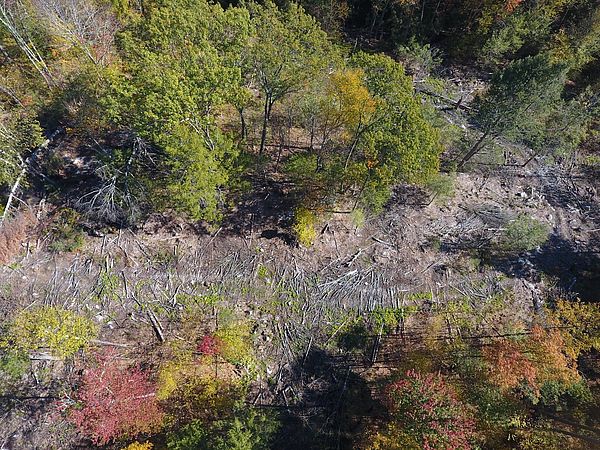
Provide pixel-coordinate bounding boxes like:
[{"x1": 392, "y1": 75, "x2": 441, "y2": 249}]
[
  {"x1": 108, "y1": 0, "x2": 251, "y2": 221},
  {"x1": 285, "y1": 69, "x2": 377, "y2": 207},
  {"x1": 245, "y1": 1, "x2": 334, "y2": 155},
  {"x1": 167, "y1": 407, "x2": 279, "y2": 450},
  {"x1": 459, "y1": 54, "x2": 568, "y2": 168},
  {"x1": 297, "y1": 0, "x2": 349, "y2": 37},
  {"x1": 118, "y1": 0, "x2": 249, "y2": 139},
  {"x1": 528, "y1": 88, "x2": 599, "y2": 162},
  {"x1": 555, "y1": 2, "x2": 600, "y2": 71},
  {"x1": 0, "y1": 110, "x2": 43, "y2": 188},
  {"x1": 348, "y1": 52, "x2": 441, "y2": 209},
  {"x1": 0, "y1": 110, "x2": 44, "y2": 222},
  {"x1": 500, "y1": 215, "x2": 550, "y2": 253},
  {"x1": 157, "y1": 125, "x2": 237, "y2": 223},
  {"x1": 0, "y1": 0, "x2": 55, "y2": 86},
  {"x1": 286, "y1": 52, "x2": 441, "y2": 212}
]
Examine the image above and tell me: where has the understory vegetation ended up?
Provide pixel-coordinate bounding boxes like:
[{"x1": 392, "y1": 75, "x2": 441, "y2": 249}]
[{"x1": 0, "y1": 0, "x2": 599, "y2": 448}]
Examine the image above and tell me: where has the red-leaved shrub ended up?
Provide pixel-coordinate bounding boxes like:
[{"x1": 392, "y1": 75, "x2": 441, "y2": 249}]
[
  {"x1": 385, "y1": 370, "x2": 476, "y2": 450},
  {"x1": 197, "y1": 334, "x2": 221, "y2": 356},
  {"x1": 69, "y1": 349, "x2": 163, "y2": 445}
]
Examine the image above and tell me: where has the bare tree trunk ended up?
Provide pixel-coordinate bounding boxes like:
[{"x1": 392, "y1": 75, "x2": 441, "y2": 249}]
[
  {"x1": 238, "y1": 107, "x2": 246, "y2": 140},
  {"x1": 259, "y1": 94, "x2": 273, "y2": 156},
  {"x1": 457, "y1": 129, "x2": 490, "y2": 169},
  {"x1": 344, "y1": 127, "x2": 363, "y2": 171},
  {"x1": 1, "y1": 130, "x2": 59, "y2": 225},
  {"x1": 352, "y1": 172, "x2": 371, "y2": 210},
  {"x1": 0, "y1": 41, "x2": 10, "y2": 59},
  {"x1": 1, "y1": 161, "x2": 26, "y2": 225},
  {"x1": 309, "y1": 116, "x2": 316, "y2": 151},
  {"x1": 0, "y1": 2, "x2": 55, "y2": 87},
  {"x1": 32, "y1": 0, "x2": 119, "y2": 67},
  {"x1": 369, "y1": 10, "x2": 378, "y2": 34},
  {"x1": 521, "y1": 150, "x2": 539, "y2": 167},
  {"x1": 0, "y1": 85, "x2": 23, "y2": 106}
]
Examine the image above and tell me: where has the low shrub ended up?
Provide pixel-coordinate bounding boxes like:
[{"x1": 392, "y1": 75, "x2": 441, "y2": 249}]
[
  {"x1": 5, "y1": 306, "x2": 96, "y2": 358},
  {"x1": 350, "y1": 208, "x2": 366, "y2": 229},
  {"x1": 69, "y1": 349, "x2": 163, "y2": 445},
  {"x1": 0, "y1": 350, "x2": 29, "y2": 393},
  {"x1": 122, "y1": 442, "x2": 153, "y2": 450},
  {"x1": 47, "y1": 208, "x2": 85, "y2": 253},
  {"x1": 395, "y1": 38, "x2": 442, "y2": 79},
  {"x1": 214, "y1": 322, "x2": 254, "y2": 366},
  {"x1": 292, "y1": 207, "x2": 317, "y2": 247},
  {"x1": 425, "y1": 172, "x2": 456, "y2": 204},
  {"x1": 500, "y1": 215, "x2": 550, "y2": 253}
]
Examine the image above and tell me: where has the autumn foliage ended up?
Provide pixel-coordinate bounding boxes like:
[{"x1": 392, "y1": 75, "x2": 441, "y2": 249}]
[
  {"x1": 482, "y1": 326, "x2": 579, "y2": 395},
  {"x1": 6, "y1": 306, "x2": 96, "y2": 358},
  {"x1": 0, "y1": 212, "x2": 35, "y2": 265},
  {"x1": 504, "y1": 0, "x2": 523, "y2": 13},
  {"x1": 69, "y1": 349, "x2": 163, "y2": 445},
  {"x1": 122, "y1": 442, "x2": 153, "y2": 450},
  {"x1": 549, "y1": 299, "x2": 600, "y2": 359},
  {"x1": 527, "y1": 325, "x2": 579, "y2": 385},
  {"x1": 384, "y1": 370, "x2": 476, "y2": 450},
  {"x1": 197, "y1": 334, "x2": 221, "y2": 356},
  {"x1": 482, "y1": 339, "x2": 538, "y2": 391}
]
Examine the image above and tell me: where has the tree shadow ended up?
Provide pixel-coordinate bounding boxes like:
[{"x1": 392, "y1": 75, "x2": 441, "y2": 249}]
[
  {"x1": 535, "y1": 170, "x2": 600, "y2": 301},
  {"x1": 0, "y1": 373, "x2": 76, "y2": 449},
  {"x1": 269, "y1": 347, "x2": 381, "y2": 450},
  {"x1": 458, "y1": 233, "x2": 600, "y2": 303},
  {"x1": 436, "y1": 169, "x2": 600, "y2": 302},
  {"x1": 220, "y1": 178, "x2": 297, "y2": 245},
  {"x1": 386, "y1": 184, "x2": 431, "y2": 209},
  {"x1": 541, "y1": 172, "x2": 600, "y2": 228},
  {"x1": 437, "y1": 230, "x2": 600, "y2": 302},
  {"x1": 530, "y1": 234, "x2": 600, "y2": 302}
]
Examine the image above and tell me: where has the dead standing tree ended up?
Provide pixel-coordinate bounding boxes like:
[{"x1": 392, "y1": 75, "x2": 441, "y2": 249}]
[
  {"x1": 75, "y1": 136, "x2": 151, "y2": 226},
  {"x1": 0, "y1": 123, "x2": 61, "y2": 226},
  {"x1": 0, "y1": 0, "x2": 55, "y2": 87},
  {"x1": 31, "y1": 0, "x2": 119, "y2": 66}
]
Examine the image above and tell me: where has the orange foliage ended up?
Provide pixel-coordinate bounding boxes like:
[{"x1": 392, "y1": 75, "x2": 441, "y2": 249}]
[
  {"x1": 473, "y1": 0, "x2": 523, "y2": 31},
  {"x1": 483, "y1": 326, "x2": 580, "y2": 395},
  {"x1": 0, "y1": 212, "x2": 36, "y2": 265},
  {"x1": 482, "y1": 339, "x2": 538, "y2": 391},
  {"x1": 504, "y1": 0, "x2": 523, "y2": 13},
  {"x1": 526, "y1": 325, "x2": 579, "y2": 385}
]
